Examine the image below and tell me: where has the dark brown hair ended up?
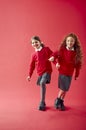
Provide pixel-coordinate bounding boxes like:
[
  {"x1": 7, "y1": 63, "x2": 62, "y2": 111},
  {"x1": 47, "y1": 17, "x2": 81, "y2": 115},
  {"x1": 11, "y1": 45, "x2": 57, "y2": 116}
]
[{"x1": 31, "y1": 36, "x2": 44, "y2": 47}]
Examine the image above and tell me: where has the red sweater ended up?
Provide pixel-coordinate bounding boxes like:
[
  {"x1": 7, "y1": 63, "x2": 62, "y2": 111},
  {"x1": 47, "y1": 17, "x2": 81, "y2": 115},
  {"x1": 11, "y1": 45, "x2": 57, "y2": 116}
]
[
  {"x1": 53, "y1": 47, "x2": 81, "y2": 77},
  {"x1": 29, "y1": 47, "x2": 53, "y2": 77}
]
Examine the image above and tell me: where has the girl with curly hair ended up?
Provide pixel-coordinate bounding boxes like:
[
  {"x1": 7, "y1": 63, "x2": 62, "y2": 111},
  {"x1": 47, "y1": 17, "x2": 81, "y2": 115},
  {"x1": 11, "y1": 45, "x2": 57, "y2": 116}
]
[{"x1": 49, "y1": 33, "x2": 83, "y2": 110}]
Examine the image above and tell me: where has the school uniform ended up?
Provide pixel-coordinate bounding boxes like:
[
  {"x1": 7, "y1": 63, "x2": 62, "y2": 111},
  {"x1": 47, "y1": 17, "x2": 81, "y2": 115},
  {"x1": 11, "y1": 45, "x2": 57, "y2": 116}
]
[
  {"x1": 53, "y1": 46, "x2": 81, "y2": 91},
  {"x1": 28, "y1": 46, "x2": 53, "y2": 85}
]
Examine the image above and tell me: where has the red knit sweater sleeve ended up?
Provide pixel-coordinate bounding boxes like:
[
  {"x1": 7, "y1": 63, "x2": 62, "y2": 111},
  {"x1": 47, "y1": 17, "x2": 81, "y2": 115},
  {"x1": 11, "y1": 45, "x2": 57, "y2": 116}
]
[
  {"x1": 45, "y1": 47, "x2": 53, "y2": 57},
  {"x1": 28, "y1": 54, "x2": 35, "y2": 77},
  {"x1": 52, "y1": 50, "x2": 58, "y2": 57},
  {"x1": 51, "y1": 50, "x2": 60, "y2": 65},
  {"x1": 74, "y1": 61, "x2": 81, "y2": 78}
]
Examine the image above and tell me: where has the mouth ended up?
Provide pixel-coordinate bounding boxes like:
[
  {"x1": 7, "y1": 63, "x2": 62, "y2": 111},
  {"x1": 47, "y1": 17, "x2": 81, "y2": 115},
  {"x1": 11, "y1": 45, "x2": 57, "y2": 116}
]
[
  {"x1": 35, "y1": 44, "x2": 39, "y2": 47},
  {"x1": 34, "y1": 44, "x2": 40, "y2": 49}
]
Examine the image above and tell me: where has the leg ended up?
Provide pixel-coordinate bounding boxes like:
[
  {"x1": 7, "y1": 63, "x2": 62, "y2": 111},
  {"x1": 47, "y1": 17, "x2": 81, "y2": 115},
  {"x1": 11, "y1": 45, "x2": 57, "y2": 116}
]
[
  {"x1": 40, "y1": 82, "x2": 46, "y2": 103},
  {"x1": 37, "y1": 73, "x2": 51, "y2": 111},
  {"x1": 61, "y1": 91, "x2": 66, "y2": 100},
  {"x1": 55, "y1": 89, "x2": 66, "y2": 110},
  {"x1": 38, "y1": 81, "x2": 46, "y2": 111},
  {"x1": 55, "y1": 75, "x2": 71, "y2": 110},
  {"x1": 58, "y1": 89, "x2": 65, "y2": 99}
]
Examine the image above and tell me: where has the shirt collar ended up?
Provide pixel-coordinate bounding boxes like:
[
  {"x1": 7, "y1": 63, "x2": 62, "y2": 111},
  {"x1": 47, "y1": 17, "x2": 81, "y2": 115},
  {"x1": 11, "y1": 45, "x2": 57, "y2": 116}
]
[
  {"x1": 66, "y1": 46, "x2": 74, "y2": 51},
  {"x1": 35, "y1": 46, "x2": 43, "y2": 52}
]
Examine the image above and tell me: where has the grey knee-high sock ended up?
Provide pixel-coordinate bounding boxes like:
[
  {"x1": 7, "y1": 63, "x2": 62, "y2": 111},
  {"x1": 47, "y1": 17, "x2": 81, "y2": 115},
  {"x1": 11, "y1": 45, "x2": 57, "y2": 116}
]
[{"x1": 40, "y1": 84, "x2": 46, "y2": 103}]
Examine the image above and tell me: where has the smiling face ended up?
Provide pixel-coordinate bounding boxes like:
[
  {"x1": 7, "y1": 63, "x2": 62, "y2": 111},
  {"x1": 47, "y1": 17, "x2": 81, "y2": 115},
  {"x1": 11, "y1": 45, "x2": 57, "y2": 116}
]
[
  {"x1": 31, "y1": 39, "x2": 41, "y2": 49},
  {"x1": 66, "y1": 36, "x2": 75, "y2": 49}
]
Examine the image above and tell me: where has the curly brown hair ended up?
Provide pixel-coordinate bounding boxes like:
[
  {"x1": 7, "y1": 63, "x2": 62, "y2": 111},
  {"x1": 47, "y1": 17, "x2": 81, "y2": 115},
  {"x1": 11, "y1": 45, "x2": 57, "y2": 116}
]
[{"x1": 58, "y1": 33, "x2": 83, "y2": 66}]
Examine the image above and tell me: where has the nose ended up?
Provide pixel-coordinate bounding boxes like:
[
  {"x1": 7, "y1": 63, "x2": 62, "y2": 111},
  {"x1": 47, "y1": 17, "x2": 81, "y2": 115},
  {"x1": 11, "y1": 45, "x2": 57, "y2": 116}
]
[{"x1": 69, "y1": 42, "x2": 72, "y2": 45}]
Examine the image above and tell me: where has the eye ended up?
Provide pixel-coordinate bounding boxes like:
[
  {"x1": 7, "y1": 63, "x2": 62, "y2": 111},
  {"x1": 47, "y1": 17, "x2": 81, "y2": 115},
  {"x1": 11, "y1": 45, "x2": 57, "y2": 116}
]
[
  {"x1": 32, "y1": 41, "x2": 38, "y2": 44},
  {"x1": 34, "y1": 41, "x2": 38, "y2": 43}
]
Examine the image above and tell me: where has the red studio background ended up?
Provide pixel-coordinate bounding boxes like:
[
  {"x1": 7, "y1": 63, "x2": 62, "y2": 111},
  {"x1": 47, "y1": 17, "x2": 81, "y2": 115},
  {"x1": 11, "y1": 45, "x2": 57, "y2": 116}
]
[{"x1": 0, "y1": 0, "x2": 86, "y2": 130}]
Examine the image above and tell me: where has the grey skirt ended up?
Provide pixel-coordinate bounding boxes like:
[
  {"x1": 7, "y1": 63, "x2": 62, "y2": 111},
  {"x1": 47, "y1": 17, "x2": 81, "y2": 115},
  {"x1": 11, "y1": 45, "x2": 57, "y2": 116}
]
[
  {"x1": 37, "y1": 72, "x2": 51, "y2": 86},
  {"x1": 58, "y1": 74, "x2": 72, "y2": 91}
]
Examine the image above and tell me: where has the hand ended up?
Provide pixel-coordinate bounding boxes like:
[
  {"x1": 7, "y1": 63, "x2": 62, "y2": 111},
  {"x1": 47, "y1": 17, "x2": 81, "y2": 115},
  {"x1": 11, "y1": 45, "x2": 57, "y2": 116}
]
[
  {"x1": 48, "y1": 56, "x2": 54, "y2": 62},
  {"x1": 75, "y1": 76, "x2": 78, "y2": 80},
  {"x1": 56, "y1": 63, "x2": 60, "y2": 68},
  {"x1": 26, "y1": 76, "x2": 31, "y2": 81},
  {"x1": 75, "y1": 70, "x2": 79, "y2": 80}
]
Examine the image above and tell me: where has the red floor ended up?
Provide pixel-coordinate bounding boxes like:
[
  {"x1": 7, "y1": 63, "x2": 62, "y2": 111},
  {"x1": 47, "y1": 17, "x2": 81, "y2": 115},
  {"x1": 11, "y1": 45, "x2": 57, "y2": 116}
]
[{"x1": 0, "y1": 83, "x2": 86, "y2": 130}]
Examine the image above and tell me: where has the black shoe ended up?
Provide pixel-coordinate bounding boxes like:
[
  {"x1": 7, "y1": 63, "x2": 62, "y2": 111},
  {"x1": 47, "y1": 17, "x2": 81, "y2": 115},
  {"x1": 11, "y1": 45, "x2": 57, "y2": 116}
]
[
  {"x1": 38, "y1": 102, "x2": 46, "y2": 111},
  {"x1": 54, "y1": 98, "x2": 61, "y2": 109},
  {"x1": 59, "y1": 99, "x2": 65, "y2": 111}
]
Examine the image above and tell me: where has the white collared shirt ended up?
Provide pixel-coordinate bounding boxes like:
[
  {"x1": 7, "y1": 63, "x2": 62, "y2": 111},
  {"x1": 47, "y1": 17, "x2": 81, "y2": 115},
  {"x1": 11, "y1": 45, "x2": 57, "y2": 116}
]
[
  {"x1": 66, "y1": 46, "x2": 74, "y2": 51},
  {"x1": 35, "y1": 46, "x2": 43, "y2": 52}
]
